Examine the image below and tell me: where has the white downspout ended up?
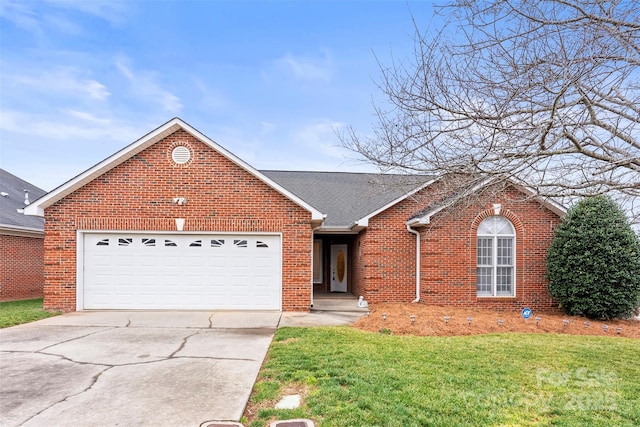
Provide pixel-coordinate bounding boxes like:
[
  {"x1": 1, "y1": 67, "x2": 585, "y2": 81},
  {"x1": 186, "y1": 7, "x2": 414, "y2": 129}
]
[{"x1": 407, "y1": 224, "x2": 420, "y2": 303}]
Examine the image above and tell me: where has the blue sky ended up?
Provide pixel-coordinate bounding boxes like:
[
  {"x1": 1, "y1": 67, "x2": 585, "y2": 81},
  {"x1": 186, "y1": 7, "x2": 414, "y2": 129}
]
[{"x1": 0, "y1": 0, "x2": 435, "y2": 191}]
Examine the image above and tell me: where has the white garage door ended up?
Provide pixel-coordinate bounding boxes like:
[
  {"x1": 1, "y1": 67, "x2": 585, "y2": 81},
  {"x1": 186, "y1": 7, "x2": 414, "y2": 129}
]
[{"x1": 82, "y1": 233, "x2": 281, "y2": 310}]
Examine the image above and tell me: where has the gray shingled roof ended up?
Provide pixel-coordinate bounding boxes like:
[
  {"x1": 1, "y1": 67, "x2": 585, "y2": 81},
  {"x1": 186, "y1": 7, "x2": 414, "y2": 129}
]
[
  {"x1": 261, "y1": 170, "x2": 431, "y2": 228},
  {"x1": 0, "y1": 168, "x2": 46, "y2": 231}
]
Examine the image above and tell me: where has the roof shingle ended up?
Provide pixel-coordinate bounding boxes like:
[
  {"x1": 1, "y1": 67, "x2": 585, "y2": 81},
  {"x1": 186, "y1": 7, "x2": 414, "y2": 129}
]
[
  {"x1": 261, "y1": 170, "x2": 431, "y2": 228},
  {"x1": 0, "y1": 169, "x2": 46, "y2": 231}
]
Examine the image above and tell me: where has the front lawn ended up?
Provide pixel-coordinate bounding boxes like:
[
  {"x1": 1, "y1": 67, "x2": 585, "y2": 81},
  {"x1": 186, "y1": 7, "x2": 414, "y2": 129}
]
[
  {"x1": 0, "y1": 298, "x2": 59, "y2": 328},
  {"x1": 245, "y1": 328, "x2": 639, "y2": 426}
]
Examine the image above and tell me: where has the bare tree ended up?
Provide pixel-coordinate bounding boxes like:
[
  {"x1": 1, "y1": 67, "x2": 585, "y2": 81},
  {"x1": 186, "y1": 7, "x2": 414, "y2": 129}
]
[{"x1": 345, "y1": 0, "x2": 640, "y2": 222}]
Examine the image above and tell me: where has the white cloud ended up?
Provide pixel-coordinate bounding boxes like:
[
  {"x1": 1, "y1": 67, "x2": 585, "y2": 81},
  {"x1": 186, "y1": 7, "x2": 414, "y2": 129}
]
[
  {"x1": 260, "y1": 121, "x2": 276, "y2": 134},
  {"x1": 272, "y1": 52, "x2": 333, "y2": 82},
  {"x1": 0, "y1": 109, "x2": 139, "y2": 143},
  {"x1": 0, "y1": 0, "x2": 129, "y2": 40},
  {"x1": 190, "y1": 77, "x2": 228, "y2": 112},
  {"x1": 44, "y1": 0, "x2": 129, "y2": 25},
  {"x1": 64, "y1": 109, "x2": 112, "y2": 124},
  {"x1": 115, "y1": 57, "x2": 183, "y2": 114},
  {"x1": 42, "y1": 12, "x2": 83, "y2": 35},
  {"x1": 115, "y1": 60, "x2": 134, "y2": 80},
  {"x1": 295, "y1": 120, "x2": 347, "y2": 159},
  {"x1": 48, "y1": 0, "x2": 131, "y2": 24},
  {"x1": 0, "y1": 109, "x2": 141, "y2": 191},
  {"x1": 0, "y1": 0, "x2": 44, "y2": 39},
  {"x1": 200, "y1": 118, "x2": 374, "y2": 173},
  {"x1": 6, "y1": 67, "x2": 110, "y2": 101}
]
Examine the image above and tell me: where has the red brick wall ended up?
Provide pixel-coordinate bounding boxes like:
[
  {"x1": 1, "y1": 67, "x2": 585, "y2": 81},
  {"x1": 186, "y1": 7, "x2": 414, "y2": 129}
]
[
  {"x1": 353, "y1": 197, "x2": 422, "y2": 303},
  {"x1": 355, "y1": 186, "x2": 561, "y2": 312},
  {"x1": 0, "y1": 234, "x2": 44, "y2": 301},
  {"x1": 43, "y1": 129, "x2": 313, "y2": 312},
  {"x1": 417, "y1": 188, "x2": 560, "y2": 311}
]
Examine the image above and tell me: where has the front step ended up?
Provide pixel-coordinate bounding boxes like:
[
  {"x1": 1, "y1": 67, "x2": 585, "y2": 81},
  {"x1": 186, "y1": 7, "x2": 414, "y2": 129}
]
[{"x1": 312, "y1": 296, "x2": 370, "y2": 313}]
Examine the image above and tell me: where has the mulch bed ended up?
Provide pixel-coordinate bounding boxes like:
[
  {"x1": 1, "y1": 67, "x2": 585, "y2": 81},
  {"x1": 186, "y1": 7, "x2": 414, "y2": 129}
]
[{"x1": 352, "y1": 303, "x2": 640, "y2": 339}]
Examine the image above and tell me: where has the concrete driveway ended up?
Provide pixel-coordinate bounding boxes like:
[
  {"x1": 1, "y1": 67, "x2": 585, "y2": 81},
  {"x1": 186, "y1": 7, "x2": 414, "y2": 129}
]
[{"x1": 0, "y1": 310, "x2": 280, "y2": 427}]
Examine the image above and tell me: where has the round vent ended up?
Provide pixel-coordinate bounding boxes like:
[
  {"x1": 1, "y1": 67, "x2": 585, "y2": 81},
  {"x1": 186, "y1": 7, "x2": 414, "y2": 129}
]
[{"x1": 171, "y1": 146, "x2": 191, "y2": 164}]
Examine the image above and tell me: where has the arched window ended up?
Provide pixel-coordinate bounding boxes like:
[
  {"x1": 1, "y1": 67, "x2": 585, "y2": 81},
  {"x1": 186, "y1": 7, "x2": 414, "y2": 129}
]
[{"x1": 477, "y1": 216, "x2": 515, "y2": 297}]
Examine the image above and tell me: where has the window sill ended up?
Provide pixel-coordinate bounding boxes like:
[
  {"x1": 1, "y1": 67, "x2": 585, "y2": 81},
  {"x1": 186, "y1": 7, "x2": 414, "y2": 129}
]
[{"x1": 476, "y1": 295, "x2": 516, "y2": 299}]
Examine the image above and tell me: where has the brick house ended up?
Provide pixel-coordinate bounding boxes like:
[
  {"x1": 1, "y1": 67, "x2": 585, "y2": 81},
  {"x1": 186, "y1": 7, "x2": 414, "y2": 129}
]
[
  {"x1": 1, "y1": 169, "x2": 46, "y2": 301},
  {"x1": 25, "y1": 118, "x2": 564, "y2": 312}
]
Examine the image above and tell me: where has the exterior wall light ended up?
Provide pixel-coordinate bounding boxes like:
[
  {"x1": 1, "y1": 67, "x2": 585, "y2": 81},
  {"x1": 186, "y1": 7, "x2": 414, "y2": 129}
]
[{"x1": 173, "y1": 197, "x2": 187, "y2": 205}]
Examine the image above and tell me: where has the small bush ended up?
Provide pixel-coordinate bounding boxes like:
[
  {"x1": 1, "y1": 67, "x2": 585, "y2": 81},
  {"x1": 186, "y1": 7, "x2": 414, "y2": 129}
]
[{"x1": 547, "y1": 196, "x2": 640, "y2": 319}]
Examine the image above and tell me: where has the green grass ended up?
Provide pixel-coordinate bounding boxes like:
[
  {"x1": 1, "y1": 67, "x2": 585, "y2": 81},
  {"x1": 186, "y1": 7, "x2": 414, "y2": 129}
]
[
  {"x1": 246, "y1": 328, "x2": 640, "y2": 427},
  {"x1": 0, "y1": 298, "x2": 60, "y2": 328}
]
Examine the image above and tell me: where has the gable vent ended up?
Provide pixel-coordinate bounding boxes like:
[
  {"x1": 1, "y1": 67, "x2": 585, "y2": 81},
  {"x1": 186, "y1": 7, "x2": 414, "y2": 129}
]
[{"x1": 171, "y1": 146, "x2": 191, "y2": 164}]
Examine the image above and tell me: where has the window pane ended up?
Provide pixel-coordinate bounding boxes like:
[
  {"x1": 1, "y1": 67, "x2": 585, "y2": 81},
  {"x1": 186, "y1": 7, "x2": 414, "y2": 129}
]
[
  {"x1": 497, "y1": 238, "x2": 513, "y2": 266},
  {"x1": 478, "y1": 216, "x2": 514, "y2": 235},
  {"x1": 118, "y1": 238, "x2": 133, "y2": 246},
  {"x1": 477, "y1": 267, "x2": 493, "y2": 295},
  {"x1": 477, "y1": 238, "x2": 492, "y2": 265},
  {"x1": 494, "y1": 218, "x2": 515, "y2": 235},
  {"x1": 496, "y1": 267, "x2": 514, "y2": 296},
  {"x1": 142, "y1": 238, "x2": 155, "y2": 247}
]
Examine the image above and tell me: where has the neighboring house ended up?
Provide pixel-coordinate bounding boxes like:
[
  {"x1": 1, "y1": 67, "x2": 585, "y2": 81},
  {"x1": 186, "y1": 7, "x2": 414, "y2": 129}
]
[
  {"x1": 0, "y1": 169, "x2": 46, "y2": 301},
  {"x1": 25, "y1": 118, "x2": 565, "y2": 312}
]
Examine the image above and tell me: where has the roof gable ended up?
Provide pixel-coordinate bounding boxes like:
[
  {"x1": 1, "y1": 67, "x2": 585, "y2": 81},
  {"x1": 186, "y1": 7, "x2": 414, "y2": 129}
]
[
  {"x1": 24, "y1": 118, "x2": 324, "y2": 221},
  {"x1": 408, "y1": 177, "x2": 566, "y2": 226}
]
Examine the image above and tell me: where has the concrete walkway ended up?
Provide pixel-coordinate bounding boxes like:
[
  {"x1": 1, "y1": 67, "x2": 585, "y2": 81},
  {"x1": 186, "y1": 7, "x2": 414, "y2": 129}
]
[
  {"x1": 0, "y1": 311, "x2": 279, "y2": 427},
  {"x1": 280, "y1": 294, "x2": 369, "y2": 327}
]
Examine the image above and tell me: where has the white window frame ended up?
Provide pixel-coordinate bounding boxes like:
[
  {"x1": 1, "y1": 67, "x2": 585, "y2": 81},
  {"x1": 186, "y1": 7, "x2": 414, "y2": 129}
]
[{"x1": 476, "y1": 216, "x2": 516, "y2": 297}]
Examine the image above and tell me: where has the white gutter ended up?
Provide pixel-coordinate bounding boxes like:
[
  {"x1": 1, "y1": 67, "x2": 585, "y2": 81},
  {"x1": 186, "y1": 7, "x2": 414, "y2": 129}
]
[
  {"x1": 406, "y1": 223, "x2": 421, "y2": 303},
  {"x1": 0, "y1": 224, "x2": 45, "y2": 238}
]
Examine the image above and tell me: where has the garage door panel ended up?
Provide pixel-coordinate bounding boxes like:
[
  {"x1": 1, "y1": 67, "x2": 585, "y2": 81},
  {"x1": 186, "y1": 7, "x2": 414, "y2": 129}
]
[{"x1": 83, "y1": 233, "x2": 281, "y2": 310}]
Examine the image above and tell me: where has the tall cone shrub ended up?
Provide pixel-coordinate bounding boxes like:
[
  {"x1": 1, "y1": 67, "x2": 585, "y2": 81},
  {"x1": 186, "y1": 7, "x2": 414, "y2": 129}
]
[{"x1": 547, "y1": 196, "x2": 640, "y2": 319}]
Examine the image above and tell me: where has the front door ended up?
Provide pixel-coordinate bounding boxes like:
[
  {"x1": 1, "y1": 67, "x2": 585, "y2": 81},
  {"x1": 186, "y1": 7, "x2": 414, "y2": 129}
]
[{"x1": 330, "y1": 244, "x2": 348, "y2": 292}]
